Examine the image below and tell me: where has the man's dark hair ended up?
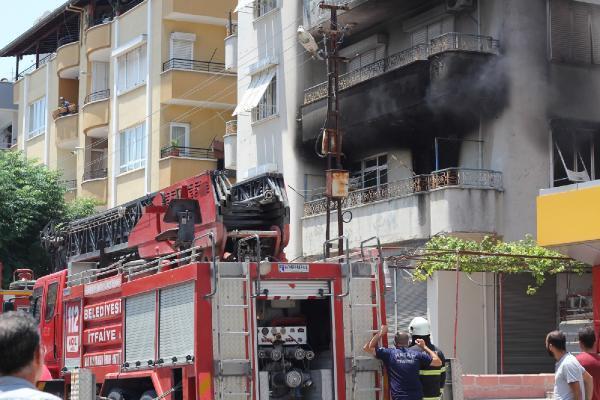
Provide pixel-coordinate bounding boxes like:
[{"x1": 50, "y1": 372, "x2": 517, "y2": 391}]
[
  {"x1": 547, "y1": 330, "x2": 567, "y2": 351},
  {"x1": 579, "y1": 326, "x2": 596, "y2": 349},
  {"x1": 394, "y1": 331, "x2": 410, "y2": 347},
  {"x1": 0, "y1": 312, "x2": 40, "y2": 375}
]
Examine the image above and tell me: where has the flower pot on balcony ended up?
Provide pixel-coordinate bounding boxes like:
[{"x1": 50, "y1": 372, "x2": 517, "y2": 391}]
[{"x1": 170, "y1": 148, "x2": 180, "y2": 157}]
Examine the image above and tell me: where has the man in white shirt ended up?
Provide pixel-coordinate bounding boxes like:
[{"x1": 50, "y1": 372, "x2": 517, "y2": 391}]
[
  {"x1": 0, "y1": 312, "x2": 61, "y2": 400},
  {"x1": 547, "y1": 330, "x2": 594, "y2": 400}
]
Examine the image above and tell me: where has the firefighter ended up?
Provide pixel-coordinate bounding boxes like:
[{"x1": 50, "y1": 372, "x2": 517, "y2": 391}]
[{"x1": 408, "y1": 317, "x2": 447, "y2": 400}]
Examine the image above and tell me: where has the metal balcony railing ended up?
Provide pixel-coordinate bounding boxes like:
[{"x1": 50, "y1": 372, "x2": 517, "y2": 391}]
[
  {"x1": 84, "y1": 89, "x2": 110, "y2": 104},
  {"x1": 303, "y1": 32, "x2": 500, "y2": 105},
  {"x1": 57, "y1": 35, "x2": 79, "y2": 48},
  {"x1": 61, "y1": 179, "x2": 77, "y2": 191},
  {"x1": 303, "y1": 168, "x2": 503, "y2": 217},
  {"x1": 160, "y1": 146, "x2": 216, "y2": 159},
  {"x1": 17, "y1": 54, "x2": 52, "y2": 78},
  {"x1": 225, "y1": 120, "x2": 237, "y2": 135},
  {"x1": 162, "y1": 58, "x2": 229, "y2": 74},
  {"x1": 83, "y1": 168, "x2": 108, "y2": 181}
]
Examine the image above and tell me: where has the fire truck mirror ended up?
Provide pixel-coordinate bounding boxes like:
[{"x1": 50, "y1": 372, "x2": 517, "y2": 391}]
[{"x1": 2, "y1": 301, "x2": 15, "y2": 312}]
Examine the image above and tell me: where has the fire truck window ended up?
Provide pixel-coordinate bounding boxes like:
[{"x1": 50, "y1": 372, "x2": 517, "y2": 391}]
[
  {"x1": 44, "y1": 282, "x2": 59, "y2": 322},
  {"x1": 31, "y1": 287, "x2": 43, "y2": 324}
]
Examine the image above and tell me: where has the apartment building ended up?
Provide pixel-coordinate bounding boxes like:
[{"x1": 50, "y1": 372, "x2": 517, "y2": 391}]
[
  {"x1": 0, "y1": 81, "x2": 17, "y2": 150},
  {"x1": 1, "y1": 0, "x2": 236, "y2": 207},
  {"x1": 232, "y1": 0, "x2": 599, "y2": 374}
]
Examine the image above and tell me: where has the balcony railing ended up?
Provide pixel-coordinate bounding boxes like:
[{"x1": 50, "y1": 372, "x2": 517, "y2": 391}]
[
  {"x1": 430, "y1": 32, "x2": 500, "y2": 55},
  {"x1": 17, "y1": 54, "x2": 52, "y2": 78},
  {"x1": 160, "y1": 146, "x2": 216, "y2": 159},
  {"x1": 61, "y1": 179, "x2": 77, "y2": 191},
  {"x1": 226, "y1": 120, "x2": 237, "y2": 135},
  {"x1": 303, "y1": 32, "x2": 499, "y2": 105},
  {"x1": 162, "y1": 58, "x2": 229, "y2": 74},
  {"x1": 84, "y1": 89, "x2": 110, "y2": 104},
  {"x1": 83, "y1": 169, "x2": 108, "y2": 181},
  {"x1": 52, "y1": 104, "x2": 78, "y2": 120},
  {"x1": 303, "y1": 168, "x2": 503, "y2": 217}
]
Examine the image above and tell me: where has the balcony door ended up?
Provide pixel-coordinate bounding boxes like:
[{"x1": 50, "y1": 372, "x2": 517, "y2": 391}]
[
  {"x1": 170, "y1": 32, "x2": 195, "y2": 63},
  {"x1": 91, "y1": 62, "x2": 109, "y2": 93}
]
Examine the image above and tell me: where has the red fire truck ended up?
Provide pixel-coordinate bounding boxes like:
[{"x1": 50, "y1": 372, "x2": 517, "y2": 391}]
[
  {"x1": 33, "y1": 171, "x2": 388, "y2": 400},
  {"x1": 0, "y1": 267, "x2": 35, "y2": 314}
]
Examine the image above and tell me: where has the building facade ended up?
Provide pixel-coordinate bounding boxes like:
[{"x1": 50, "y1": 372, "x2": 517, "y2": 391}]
[
  {"x1": 1, "y1": 0, "x2": 236, "y2": 207},
  {"x1": 232, "y1": 0, "x2": 599, "y2": 374},
  {"x1": 0, "y1": 81, "x2": 18, "y2": 151}
]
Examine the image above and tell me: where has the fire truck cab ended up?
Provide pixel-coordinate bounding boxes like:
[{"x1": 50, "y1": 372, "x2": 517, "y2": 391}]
[
  {"x1": 32, "y1": 172, "x2": 389, "y2": 400},
  {"x1": 1, "y1": 269, "x2": 36, "y2": 314}
]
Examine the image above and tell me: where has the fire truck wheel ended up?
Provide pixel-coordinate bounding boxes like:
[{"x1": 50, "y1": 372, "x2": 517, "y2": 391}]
[
  {"x1": 139, "y1": 390, "x2": 157, "y2": 400},
  {"x1": 107, "y1": 388, "x2": 129, "y2": 400}
]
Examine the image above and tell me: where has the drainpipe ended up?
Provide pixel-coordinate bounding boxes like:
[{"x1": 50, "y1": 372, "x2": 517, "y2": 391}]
[
  {"x1": 44, "y1": 62, "x2": 50, "y2": 166},
  {"x1": 20, "y1": 75, "x2": 29, "y2": 153},
  {"x1": 110, "y1": 17, "x2": 120, "y2": 207},
  {"x1": 144, "y1": 0, "x2": 153, "y2": 194}
]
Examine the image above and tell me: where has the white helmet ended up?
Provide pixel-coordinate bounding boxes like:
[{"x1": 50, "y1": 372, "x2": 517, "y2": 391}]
[{"x1": 409, "y1": 317, "x2": 430, "y2": 336}]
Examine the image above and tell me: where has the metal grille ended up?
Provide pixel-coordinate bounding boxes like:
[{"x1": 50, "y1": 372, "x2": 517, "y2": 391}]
[
  {"x1": 162, "y1": 58, "x2": 232, "y2": 74},
  {"x1": 159, "y1": 282, "x2": 195, "y2": 360},
  {"x1": 125, "y1": 291, "x2": 156, "y2": 365},
  {"x1": 259, "y1": 280, "x2": 330, "y2": 298}
]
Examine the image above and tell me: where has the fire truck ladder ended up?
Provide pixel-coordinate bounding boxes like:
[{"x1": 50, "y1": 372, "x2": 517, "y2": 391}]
[
  {"x1": 337, "y1": 236, "x2": 385, "y2": 400},
  {"x1": 213, "y1": 236, "x2": 264, "y2": 400}
]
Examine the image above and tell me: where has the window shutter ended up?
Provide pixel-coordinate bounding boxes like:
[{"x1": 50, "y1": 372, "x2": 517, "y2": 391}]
[
  {"x1": 441, "y1": 16, "x2": 455, "y2": 34},
  {"x1": 427, "y1": 20, "x2": 442, "y2": 41},
  {"x1": 411, "y1": 27, "x2": 428, "y2": 46},
  {"x1": 571, "y1": 2, "x2": 592, "y2": 64},
  {"x1": 375, "y1": 45, "x2": 386, "y2": 61},
  {"x1": 139, "y1": 46, "x2": 147, "y2": 83},
  {"x1": 117, "y1": 56, "x2": 126, "y2": 92},
  {"x1": 592, "y1": 6, "x2": 600, "y2": 64},
  {"x1": 171, "y1": 39, "x2": 193, "y2": 60},
  {"x1": 349, "y1": 56, "x2": 361, "y2": 72},
  {"x1": 550, "y1": 0, "x2": 573, "y2": 62},
  {"x1": 92, "y1": 62, "x2": 109, "y2": 92}
]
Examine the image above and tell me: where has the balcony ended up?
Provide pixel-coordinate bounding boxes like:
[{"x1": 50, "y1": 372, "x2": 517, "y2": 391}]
[
  {"x1": 302, "y1": 168, "x2": 503, "y2": 256},
  {"x1": 81, "y1": 172, "x2": 108, "y2": 204},
  {"x1": 161, "y1": 59, "x2": 236, "y2": 108},
  {"x1": 301, "y1": 33, "x2": 501, "y2": 146},
  {"x1": 163, "y1": 0, "x2": 232, "y2": 21},
  {"x1": 537, "y1": 181, "x2": 600, "y2": 265},
  {"x1": 85, "y1": 22, "x2": 111, "y2": 57},
  {"x1": 83, "y1": 168, "x2": 108, "y2": 181},
  {"x1": 159, "y1": 147, "x2": 218, "y2": 187},
  {"x1": 54, "y1": 112, "x2": 79, "y2": 150},
  {"x1": 82, "y1": 90, "x2": 110, "y2": 135},
  {"x1": 56, "y1": 38, "x2": 80, "y2": 79}
]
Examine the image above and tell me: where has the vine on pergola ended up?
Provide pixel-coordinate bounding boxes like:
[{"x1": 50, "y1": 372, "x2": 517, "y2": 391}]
[{"x1": 412, "y1": 235, "x2": 587, "y2": 294}]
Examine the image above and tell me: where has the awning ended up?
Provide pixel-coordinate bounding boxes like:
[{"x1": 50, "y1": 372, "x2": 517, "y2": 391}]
[
  {"x1": 232, "y1": 67, "x2": 276, "y2": 116},
  {"x1": 234, "y1": 0, "x2": 255, "y2": 13}
]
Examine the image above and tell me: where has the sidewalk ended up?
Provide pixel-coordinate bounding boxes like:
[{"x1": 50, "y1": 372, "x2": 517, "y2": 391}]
[{"x1": 462, "y1": 374, "x2": 554, "y2": 400}]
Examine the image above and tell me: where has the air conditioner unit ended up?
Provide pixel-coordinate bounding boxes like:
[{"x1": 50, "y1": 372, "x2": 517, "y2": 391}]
[{"x1": 446, "y1": 0, "x2": 475, "y2": 12}]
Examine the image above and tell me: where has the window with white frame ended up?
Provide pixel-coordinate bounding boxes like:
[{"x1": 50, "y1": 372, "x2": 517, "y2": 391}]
[
  {"x1": 170, "y1": 32, "x2": 195, "y2": 61},
  {"x1": 119, "y1": 123, "x2": 146, "y2": 173},
  {"x1": 117, "y1": 45, "x2": 147, "y2": 94},
  {"x1": 91, "y1": 61, "x2": 109, "y2": 93},
  {"x1": 252, "y1": 75, "x2": 277, "y2": 122},
  {"x1": 254, "y1": 0, "x2": 277, "y2": 18},
  {"x1": 170, "y1": 122, "x2": 190, "y2": 147},
  {"x1": 350, "y1": 154, "x2": 388, "y2": 190},
  {"x1": 27, "y1": 97, "x2": 46, "y2": 138}
]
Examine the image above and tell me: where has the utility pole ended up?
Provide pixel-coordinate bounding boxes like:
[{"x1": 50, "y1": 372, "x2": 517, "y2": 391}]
[{"x1": 320, "y1": 1, "x2": 349, "y2": 259}]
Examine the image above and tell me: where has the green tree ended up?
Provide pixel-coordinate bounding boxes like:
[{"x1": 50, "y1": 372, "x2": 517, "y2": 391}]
[
  {"x1": 414, "y1": 234, "x2": 587, "y2": 294},
  {"x1": 0, "y1": 151, "x2": 97, "y2": 286}
]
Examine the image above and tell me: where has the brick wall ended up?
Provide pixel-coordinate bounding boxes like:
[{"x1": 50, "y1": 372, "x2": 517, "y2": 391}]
[{"x1": 462, "y1": 374, "x2": 554, "y2": 399}]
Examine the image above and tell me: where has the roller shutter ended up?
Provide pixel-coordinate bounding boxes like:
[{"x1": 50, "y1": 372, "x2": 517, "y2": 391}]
[
  {"x1": 384, "y1": 270, "x2": 427, "y2": 331},
  {"x1": 498, "y1": 274, "x2": 556, "y2": 374},
  {"x1": 259, "y1": 280, "x2": 330, "y2": 299},
  {"x1": 125, "y1": 291, "x2": 156, "y2": 365},
  {"x1": 159, "y1": 282, "x2": 195, "y2": 360}
]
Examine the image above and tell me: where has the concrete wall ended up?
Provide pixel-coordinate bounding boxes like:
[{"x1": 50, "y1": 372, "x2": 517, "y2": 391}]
[
  {"x1": 236, "y1": 2, "x2": 307, "y2": 260},
  {"x1": 302, "y1": 187, "x2": 502, "y2": 256}
]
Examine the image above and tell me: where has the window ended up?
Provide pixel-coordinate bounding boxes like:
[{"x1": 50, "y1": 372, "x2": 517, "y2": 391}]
[
  {"x1": 550, "y1": 0, "x2": 600, "y2": 65},
  {"x1": 552, "y1": 125, "x2": 600, "y2": 187},
  {"x1": 44, "y1": 282, "x2": 59, "y2": 322},
  {"x1": 27, "y1": 97, "x2": 46, "y2": 138},
  {"x1": 170, "y1": 123, "x2": 190, "y2": 147},
  {"x1": 31, "y1": 287, "x2": 43, "y2": 324},
  {"x1": 252, "y1": 74, "x2": 277, "y2": 122},
  {"x1": 351, "y1": 154, "x2": 388, "y2": 190},
  {"x1": 170, "y1": 32, "x2": 195, "y2": 61},
  {"x1": 117, "y1": 46, "x2": 147, "y2": 94},
  {"x1": 91, "y1": 61, "x2": 109, "y2": 93},
  {"x1": 119, "y1": 123, "x2": 146, "y2": 173},
  {"x1": 254, "y1": 0, "x2": 277, "y2": 18},
  {"x1": 348, "y1": 47, "x2": 386, "y2": 72},
  {"x1": 410, "y1": 16, "x2": 454, "y2": 46}
]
